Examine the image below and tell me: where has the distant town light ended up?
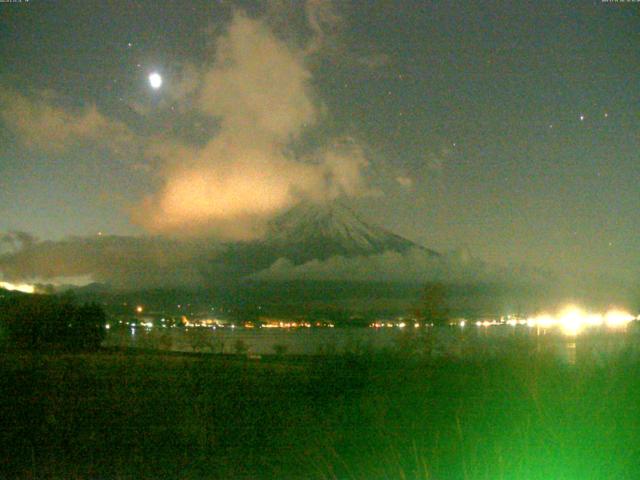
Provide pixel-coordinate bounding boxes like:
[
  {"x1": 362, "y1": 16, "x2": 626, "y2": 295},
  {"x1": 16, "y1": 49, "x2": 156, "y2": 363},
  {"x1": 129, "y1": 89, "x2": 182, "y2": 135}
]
[
  {"x1": 604, "y1": 310, "x2": 635, "y2": 328},
  {"x1": 523, "y1": 305, "x2": 636, "y2": 336}
]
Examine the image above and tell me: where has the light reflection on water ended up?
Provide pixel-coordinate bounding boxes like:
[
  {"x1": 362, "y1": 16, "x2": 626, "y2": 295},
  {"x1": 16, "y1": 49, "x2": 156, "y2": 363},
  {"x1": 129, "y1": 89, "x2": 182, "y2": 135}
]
[{"x1": 104, "y1": 323, "x2": 640, "y2": 364}]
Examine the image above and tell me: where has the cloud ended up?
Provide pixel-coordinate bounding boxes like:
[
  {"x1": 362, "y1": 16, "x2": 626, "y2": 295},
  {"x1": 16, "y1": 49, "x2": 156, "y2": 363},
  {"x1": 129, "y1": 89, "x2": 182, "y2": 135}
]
[
  {"x1": 264, "y1": 0, "x2": 343, "y2": 55},
  {"x1": 305, "y1": 1, "x2": 390, "y2": 69},
  {"x1": 199, "y1": 13, "x2": 316, "y2": 142},
  {"x1": 132, "y1": 12, "x2": 372, "y2": 240},
  {"x1": 247, "y1": 249, "x2": 639, "y2": 311},
  {"x1": 0, "y1": 231, "x2": 37, "y2": 254},
  {"x1": 2, "y1": 7, "x2": 375, "y2": 243},
  {"x1": 2, "y1": 232, "x2": 629, "y2": 310},
  {"x1": 250, "y1": 247, "x2": 552, "y2": 287},
  {"x1": 0, "y1": 231, "x2": 551, "y2": 296},
  {"x1": 266, "y1": 0, "x2": 388, "y2": 68},
  {"x1": 304, "y1": 0, "x2": 344, "y2": 54},
  {"x1": 165, "y1": 63, "x2": 202, "y2": 108},
  {"x1": 0, "y1": 88, "x2": 137, "y2": 156},
  {"x1": 0, "y1": 234, "x2": 224, "y2": 289}
]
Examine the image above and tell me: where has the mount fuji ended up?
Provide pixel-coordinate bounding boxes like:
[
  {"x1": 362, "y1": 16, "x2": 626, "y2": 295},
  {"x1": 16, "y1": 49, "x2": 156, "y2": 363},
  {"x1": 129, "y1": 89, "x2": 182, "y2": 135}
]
[{"x1": 210, "y1": 201, "x2": 438, "y2": 279}]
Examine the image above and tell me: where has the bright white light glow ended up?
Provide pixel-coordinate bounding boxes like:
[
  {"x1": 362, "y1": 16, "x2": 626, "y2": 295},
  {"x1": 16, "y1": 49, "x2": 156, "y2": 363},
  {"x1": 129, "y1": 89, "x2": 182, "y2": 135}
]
[
  {"x1": 558, "y1": 306, "x2": 585, "y2": 336},
  {"x1": 0, "y1": 281, "x2": 35, "y2": 294},
  {"x1": 525, "y1": 305, "x2": 636, "y2": 336},
  {"x1": 149, "y1": 72, "x2": 162, "y2": 89},
  {"x1": 604, "y1": 310, "x2": 636, "y2": 328}
]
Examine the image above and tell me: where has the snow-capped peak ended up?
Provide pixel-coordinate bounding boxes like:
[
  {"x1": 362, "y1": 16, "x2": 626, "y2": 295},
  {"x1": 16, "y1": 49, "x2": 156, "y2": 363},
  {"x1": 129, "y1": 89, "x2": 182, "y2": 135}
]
[{"x1": 263, "y1": 201, "x2": 423, "y2": 262}]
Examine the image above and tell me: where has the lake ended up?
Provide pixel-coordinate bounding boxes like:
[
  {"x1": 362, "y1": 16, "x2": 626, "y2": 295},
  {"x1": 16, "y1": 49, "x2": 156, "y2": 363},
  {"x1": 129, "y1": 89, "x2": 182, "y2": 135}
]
[{"x1": 104, "y1": 322, "x2": 640, "y2": 364}]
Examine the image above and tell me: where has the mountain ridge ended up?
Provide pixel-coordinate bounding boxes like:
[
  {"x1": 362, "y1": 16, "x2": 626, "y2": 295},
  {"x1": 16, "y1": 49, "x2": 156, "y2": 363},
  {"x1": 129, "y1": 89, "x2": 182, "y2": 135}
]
[
  {"x1": 209, "y1": 200, "x2": 437, "y2": 279},
  {"x1": 262, "y1": 201, "x2": 434, "y2": 262}
]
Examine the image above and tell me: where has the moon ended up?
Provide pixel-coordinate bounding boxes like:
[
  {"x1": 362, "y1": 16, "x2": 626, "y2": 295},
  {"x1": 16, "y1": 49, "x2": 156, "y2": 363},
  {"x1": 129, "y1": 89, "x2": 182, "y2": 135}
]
[{"x1": 148, "y1": 72, "x2": 162, "y2": 90}]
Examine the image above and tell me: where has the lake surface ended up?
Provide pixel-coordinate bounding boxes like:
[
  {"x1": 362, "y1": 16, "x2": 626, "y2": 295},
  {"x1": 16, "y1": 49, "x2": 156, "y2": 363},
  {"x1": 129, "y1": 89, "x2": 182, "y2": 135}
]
[{"x1": 104, "y1": 323, "x2": 640, "y2": 364}]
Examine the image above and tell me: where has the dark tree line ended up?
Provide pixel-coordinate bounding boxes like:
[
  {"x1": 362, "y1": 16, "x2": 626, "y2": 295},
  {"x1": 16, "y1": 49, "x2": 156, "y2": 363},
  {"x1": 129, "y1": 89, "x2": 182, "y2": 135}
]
[
  {"x1": 0, "y1": 294, "x2": 106, "y2": 351},
  {"x1": 416, "y1": 282, "x2": 450, "y2": 326}
]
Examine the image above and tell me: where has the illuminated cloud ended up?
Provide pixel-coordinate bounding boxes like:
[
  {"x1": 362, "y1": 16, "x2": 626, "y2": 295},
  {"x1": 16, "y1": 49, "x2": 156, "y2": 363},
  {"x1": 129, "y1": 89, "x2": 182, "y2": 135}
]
[
  {"x1": 1, "y1": 8, "x2": 375, "y2": 242},
  {"x1": 133, "y1": 12, "x2": 372, "y2": 239},
  {"x1": 0, "y1": 234, "x2": 222, "y2": 289},
  {"x1": 0, "y1": 89, "x2": 136, "y2": 155},
  {"x1": 134, "y1": 139, "x2": 371, "y2": 239},
  {"x1": 198, "y1": 13, "x2": 316, "y2": 141}
]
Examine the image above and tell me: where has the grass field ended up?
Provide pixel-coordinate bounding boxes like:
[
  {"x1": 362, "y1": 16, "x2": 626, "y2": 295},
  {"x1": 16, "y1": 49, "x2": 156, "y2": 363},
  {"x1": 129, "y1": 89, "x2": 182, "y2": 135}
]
[{"x1": 1, "y1": 347, "x2": 640, "y2": 479}]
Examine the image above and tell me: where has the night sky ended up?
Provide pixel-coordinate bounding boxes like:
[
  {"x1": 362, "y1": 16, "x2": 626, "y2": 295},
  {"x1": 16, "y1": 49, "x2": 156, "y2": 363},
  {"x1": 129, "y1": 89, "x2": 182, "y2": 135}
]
[{"x1": 0, "y1": 0, "x2": 638, "y2": 286}]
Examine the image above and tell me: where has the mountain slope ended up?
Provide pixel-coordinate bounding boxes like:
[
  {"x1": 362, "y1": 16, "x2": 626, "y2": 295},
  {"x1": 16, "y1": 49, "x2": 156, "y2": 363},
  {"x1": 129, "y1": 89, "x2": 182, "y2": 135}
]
[
  {"x1": 263, "y1": 201, "x2": 433, "y2": 262},
  {"x1": 210, "y1": 201, "x2": 437, "y2": 278}
]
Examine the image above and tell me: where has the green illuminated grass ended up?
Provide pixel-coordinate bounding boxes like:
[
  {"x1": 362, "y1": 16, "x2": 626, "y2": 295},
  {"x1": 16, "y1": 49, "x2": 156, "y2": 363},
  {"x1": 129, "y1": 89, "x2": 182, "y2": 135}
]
[{"x1": 1, "y1": 348, "x2": 639, "y2": 478}]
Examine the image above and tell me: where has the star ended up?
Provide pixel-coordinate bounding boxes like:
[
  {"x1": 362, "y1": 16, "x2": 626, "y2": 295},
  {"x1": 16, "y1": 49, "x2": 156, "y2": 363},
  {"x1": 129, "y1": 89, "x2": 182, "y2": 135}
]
[{"x1": 579, "y1": 114, "x2": 585, "y2": 121}]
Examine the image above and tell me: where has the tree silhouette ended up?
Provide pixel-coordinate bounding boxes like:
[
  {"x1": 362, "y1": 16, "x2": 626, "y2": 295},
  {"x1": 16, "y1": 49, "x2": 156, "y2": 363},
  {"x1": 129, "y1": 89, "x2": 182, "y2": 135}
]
[
  {"x1": 0, "y1": 294, "x2": 106, "y2": 351},
  {"x1": 417, "y1": 282, "x2": 450, "y2": 326}
]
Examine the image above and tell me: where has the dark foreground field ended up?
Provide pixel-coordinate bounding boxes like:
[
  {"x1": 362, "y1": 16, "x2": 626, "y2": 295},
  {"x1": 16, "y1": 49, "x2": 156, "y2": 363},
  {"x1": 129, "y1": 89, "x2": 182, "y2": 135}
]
[{"x1": 2, "y1": 347, "x2": 640, "y2": 479}]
